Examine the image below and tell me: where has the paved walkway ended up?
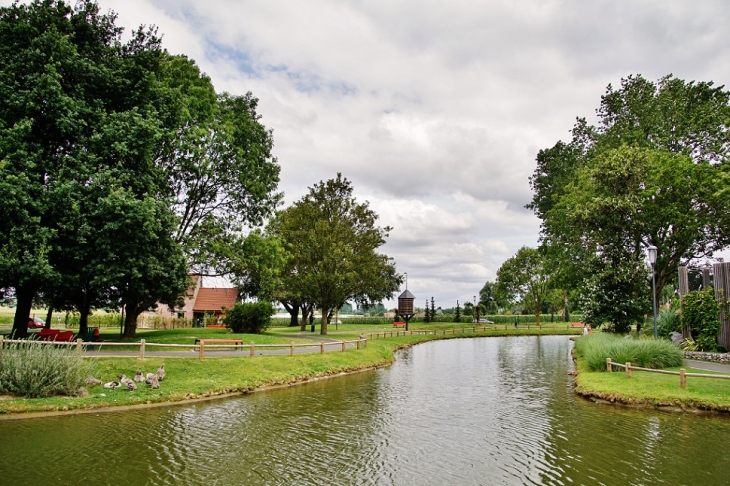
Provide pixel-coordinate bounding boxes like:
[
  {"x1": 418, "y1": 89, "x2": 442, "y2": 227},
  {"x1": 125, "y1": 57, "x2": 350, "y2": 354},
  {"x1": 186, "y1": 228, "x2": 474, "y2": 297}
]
[{"x1": 684, "y1": 359, "x2": 730, "y2": 373}]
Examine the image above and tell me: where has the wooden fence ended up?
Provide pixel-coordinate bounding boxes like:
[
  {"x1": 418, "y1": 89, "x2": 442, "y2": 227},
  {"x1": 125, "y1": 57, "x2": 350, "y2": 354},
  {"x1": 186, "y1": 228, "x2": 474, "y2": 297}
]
[
  {"x1": 365, "y1": 322, "x2": 564, "y2": 340},
  {"x1": 0, "y1": 335, "x2": 368, "y2": 361},
  {"x1": 606, "y1": 358, "x2": 730, "y2": 389}
]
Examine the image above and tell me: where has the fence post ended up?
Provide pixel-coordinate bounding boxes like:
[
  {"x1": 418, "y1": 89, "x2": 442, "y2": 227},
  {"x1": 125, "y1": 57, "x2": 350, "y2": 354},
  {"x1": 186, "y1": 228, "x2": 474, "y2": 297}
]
[
  {"x1": 139, "y1": 339, "x2": 145, "y2": 359},
  {"x1": 76, "y1": 338, "x2": 83, "y2": 356},
  {"x1": 341, "y1": 340, "x2": 346, "y2": 352},
  {"x1": 290, "y1": 341, "x2": 295, "y2": 356},
  {"x1": 250, "y1": 341, "x2": 255, "y2": 358},
  {"x1": 0, "y1": 335, "x2": 4, "y2": 356},
  {"x1": 680, "y1": 368, "x2": 687, "y2": 389},
  {"x1": 198, "y1": 341, "x2": 204, "y2": 360},
  {"x1": 320, "y1": 342, "x2": 325, "y2": 354},
  {"x1": 606, "y1": 358, "x2": 612, "y2": 373},
  {"x1": 356, "y1": 338, "x2": 361, "y2": 350},
  {"x1": 626, "y1": 362, "x2": 632, "y2": 379}
]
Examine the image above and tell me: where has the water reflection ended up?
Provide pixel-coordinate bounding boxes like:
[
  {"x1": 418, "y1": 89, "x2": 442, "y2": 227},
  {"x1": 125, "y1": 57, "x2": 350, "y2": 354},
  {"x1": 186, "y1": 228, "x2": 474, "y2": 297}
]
[{"x1": 1, "y1": 336, "x2": 729, "y2": 485}]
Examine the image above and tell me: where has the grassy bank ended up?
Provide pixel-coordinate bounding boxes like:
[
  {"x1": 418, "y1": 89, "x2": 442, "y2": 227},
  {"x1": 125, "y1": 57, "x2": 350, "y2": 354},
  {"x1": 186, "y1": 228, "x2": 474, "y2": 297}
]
[
  {"x1": 573, "y1": 335, "x2": 730, "y2": 413},
  {"x1": 0, "y1": 326, "x2": 579, "y2": 417}
]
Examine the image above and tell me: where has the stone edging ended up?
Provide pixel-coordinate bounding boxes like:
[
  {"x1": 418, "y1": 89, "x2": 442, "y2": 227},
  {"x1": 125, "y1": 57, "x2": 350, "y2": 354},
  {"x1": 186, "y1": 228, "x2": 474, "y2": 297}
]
[{"x1": 684, "y1": 351, "x2": 730, "y2": 363}]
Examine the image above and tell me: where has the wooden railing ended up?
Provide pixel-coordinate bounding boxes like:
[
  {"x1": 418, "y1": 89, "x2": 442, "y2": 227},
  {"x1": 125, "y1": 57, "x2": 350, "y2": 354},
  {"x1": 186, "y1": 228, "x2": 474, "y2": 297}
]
[
  {"x1": 365, "y1": 323, "x2": 551, "y2": 340},
  {"x1": 0, "y1": 335, "x2": 368, "y2": 360},
  {"x1": 606, "y1": 358, "x2": 730, "y2": 389}
]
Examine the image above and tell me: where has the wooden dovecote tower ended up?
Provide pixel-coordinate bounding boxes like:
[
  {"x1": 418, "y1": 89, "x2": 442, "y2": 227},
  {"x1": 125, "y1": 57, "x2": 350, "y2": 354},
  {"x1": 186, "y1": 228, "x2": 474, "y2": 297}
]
[{"x1": 398, "y1": 289, "x2": 416, "y2": 331}]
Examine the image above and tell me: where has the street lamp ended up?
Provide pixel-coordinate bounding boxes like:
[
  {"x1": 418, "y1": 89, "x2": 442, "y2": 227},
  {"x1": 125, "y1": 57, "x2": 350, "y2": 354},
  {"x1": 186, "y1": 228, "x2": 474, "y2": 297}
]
[
  {"x1": 647, "y1": 245, "x2": 658, "y2": 340},
  {"x1": 473, "y1": 296, "x2": 479, "y2": 323}
]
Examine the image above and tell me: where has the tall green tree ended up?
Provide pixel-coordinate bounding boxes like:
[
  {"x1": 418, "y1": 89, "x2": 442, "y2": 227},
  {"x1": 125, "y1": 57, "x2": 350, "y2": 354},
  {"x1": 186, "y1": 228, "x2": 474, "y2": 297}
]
[
  {"x1": 271, "y1": 174, "x2": 403, "y2": 334},
  {"x1": 0, "y1": 1, "x2": 183, "y2": 337},
  {"x1": 164, "y1": 88, "x2": 281, "y2": 274},
  {"x1": 496, "y1": 247, "x2": 552, "y2": 327},
  {"x1": 528, "y1": 74, "x2": 730, "y2": 330}
]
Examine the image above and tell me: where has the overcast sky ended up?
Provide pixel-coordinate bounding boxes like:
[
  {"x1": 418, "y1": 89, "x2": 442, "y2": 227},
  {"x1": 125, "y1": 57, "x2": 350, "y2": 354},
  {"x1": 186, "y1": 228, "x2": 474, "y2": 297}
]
[{"x1": 7, "y1": 1, "x2": 730, "y2": 309}]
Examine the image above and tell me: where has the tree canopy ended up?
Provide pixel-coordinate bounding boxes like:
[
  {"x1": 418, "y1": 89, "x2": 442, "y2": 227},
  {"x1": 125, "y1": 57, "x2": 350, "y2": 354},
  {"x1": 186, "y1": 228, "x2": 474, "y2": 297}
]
[
  {"x1": 0, "y1": 0, "x2": 280, "y2": 338},
  {"x1": 495, "y1": 246, "x2": 552, "y2": 326},
  {"x1": 270, "y1": 174, "x2": 403, "y2": 334},
  {"x1": 528, "y1": 74, "x2": 730, "y2": 330}
]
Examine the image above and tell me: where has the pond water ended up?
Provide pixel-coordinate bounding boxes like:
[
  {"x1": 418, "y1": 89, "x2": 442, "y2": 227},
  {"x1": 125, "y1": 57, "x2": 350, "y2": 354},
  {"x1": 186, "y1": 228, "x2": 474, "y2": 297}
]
[{"x1": 1, "y1": 335, "x2": 728, "y2": 485}]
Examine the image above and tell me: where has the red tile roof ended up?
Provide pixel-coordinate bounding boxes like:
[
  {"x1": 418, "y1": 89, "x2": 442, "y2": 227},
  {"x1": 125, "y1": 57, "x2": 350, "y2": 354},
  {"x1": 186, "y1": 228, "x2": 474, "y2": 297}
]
[{"x1": 193, "y1": 288, "x2": 237, "y2": 313}]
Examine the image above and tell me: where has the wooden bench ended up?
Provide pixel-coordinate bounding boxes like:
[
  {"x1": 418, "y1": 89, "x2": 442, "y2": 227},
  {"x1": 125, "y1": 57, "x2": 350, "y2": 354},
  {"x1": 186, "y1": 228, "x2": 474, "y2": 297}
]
[
  {"x1": 570, "y1": 322, "x2": 585, "y2": 329},
  {"x1": 393, "y1": 321, "x2": 405, "y2": 328},
  {"x1": 195, "y1": 338, "x2": 243, "y2": 350},
  {"x1": 206, "y1": 324, "x2": 226, "y2": 329}
]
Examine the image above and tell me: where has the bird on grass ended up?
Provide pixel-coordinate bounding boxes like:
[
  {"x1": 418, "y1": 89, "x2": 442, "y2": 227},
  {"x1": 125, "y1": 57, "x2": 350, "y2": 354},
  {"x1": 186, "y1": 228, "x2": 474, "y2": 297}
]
[
  {"x1": 133, "y1": 371, "x2": 145, "y2": 382},
  {"x1": 85, "y1": 376, "x2": 102, "y2": 386},
  {"x1": 103, "y1": 381, "x2": 122, "y2": 390},
  {"x1": 119, "y1": 374, "x2": 135, "y2": 386},
  {"x1": 126, "y1": 381, "x2": 137, "y2": 391},
  {"x1": 148, "y1": 375, "x2": 160, "y2": 389},
  {"x1": 145, "y1": 373, "x2": 160, "y2": 389},
  {"x1": 156, "y1": 363, "x2": 166, "y2": 381}
]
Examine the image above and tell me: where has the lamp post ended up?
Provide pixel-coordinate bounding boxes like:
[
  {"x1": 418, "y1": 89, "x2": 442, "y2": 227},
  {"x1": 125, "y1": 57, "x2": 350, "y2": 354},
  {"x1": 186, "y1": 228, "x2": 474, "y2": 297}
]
[
  {"x1": 647, "y1": 245, "x2": 658, "y2": 340},
  {"x1": 473, "y1": 295, "x2": 479, "y2": 324}
]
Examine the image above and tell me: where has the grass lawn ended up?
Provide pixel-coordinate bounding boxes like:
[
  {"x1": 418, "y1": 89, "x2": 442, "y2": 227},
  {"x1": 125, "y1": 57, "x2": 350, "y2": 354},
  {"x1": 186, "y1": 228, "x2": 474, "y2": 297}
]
[
  {"x1": 574, "y1": 358, "x2": 730, "y2": 412},
  {"x1": 104, "y1": 328, "x2": 313, "y2": 345}
]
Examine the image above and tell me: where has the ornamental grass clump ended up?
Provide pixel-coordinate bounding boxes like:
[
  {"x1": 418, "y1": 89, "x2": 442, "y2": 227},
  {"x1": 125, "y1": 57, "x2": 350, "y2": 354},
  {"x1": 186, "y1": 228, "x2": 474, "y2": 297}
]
[
  {"x1": 0, "y1": 342, "x2": 95, "y2": 398},
  {"x1": 574, "y1": 333, "x2": 683, "y2": 372}
]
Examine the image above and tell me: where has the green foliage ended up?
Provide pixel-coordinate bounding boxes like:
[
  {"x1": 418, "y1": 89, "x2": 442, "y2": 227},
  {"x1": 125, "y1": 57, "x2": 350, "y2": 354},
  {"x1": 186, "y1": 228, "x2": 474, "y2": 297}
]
[
  {"x1": 0, "y1": 341, "x2": 94, "y2": 398},
  {"x1": 529, "y1": 74, "x2": 730, "y2": 321},
  {"x1": 581, "y1": 252, "x2": 649, "y2": 333},
  {"x1": 423, "y1": 299, "x2": 430, "y2": 323},
  {"x1": 681, "y1": 288, "x2": 721, "y2": 351},
  {"x1": 270, "y1": 173, "x2": 402, "y2": 334},
  {"x1": 654, "y1": 308, "x2": 681, "y2": 338},
  {"x1": 573, "y1": 333, "x2": 684, "y2": 372},
  {"x1": 454, "y1": 301, "x2": 461, "y2": 323},
  {"x1": 223, "y1": 302, "x2": 274, "y2": 334},
  {"x1": 496, "y1": 247, "x2": 551, "y2": 325}
]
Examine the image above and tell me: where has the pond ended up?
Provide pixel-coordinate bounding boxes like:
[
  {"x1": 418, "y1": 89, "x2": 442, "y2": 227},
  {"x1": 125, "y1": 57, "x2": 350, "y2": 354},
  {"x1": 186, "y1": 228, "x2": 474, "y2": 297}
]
[{"x1": 1, "y1": 335, "x2": 728, "y2": 485}]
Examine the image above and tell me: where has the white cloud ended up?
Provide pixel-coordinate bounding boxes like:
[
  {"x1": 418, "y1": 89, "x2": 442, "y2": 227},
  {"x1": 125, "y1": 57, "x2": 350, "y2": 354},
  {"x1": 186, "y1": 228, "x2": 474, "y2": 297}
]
[{"x1": 3, "y1": 0, "x2": 729, "y2": 307}]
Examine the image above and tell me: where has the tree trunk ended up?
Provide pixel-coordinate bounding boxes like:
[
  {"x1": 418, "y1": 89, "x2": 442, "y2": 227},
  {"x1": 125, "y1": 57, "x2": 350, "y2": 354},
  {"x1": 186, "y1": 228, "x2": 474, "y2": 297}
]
[
  {"x1": 123, "y1": 306, "x2": 140, "y2": 339},
  {"x1": 44, "y1": 306, "x2": 53, "y2": 329},
  {"x1": 300, "y1": 303, "x2": 313, "y2": 331},
  {"x1": 320, "y1": 307, "x2": 329, "y2": 335},
  {"x1": 11, "y1": 283, "x2": 35, "y2": 339},
  {"x1": 281, "y1": 301, "x2": 299, "y2": 327},
  {"x1": 535, "y1": 311, "x2": 541, "y2": 328},
  {"x1": 78, "y1": 302, "x2": 91, "y2": 338}
]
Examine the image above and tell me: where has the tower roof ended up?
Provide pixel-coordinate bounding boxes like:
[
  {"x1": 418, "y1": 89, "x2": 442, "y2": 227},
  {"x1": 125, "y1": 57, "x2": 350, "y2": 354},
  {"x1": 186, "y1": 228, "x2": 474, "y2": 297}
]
[{"x1": 398, "y1": 289, "x2": 415, "y2": 299}]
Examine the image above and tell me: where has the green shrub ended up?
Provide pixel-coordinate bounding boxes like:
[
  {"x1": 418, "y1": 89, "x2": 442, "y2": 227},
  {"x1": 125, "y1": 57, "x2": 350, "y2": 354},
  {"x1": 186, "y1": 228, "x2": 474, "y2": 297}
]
[
  {"x1": 654, "y1": 308, "x2": 681, "y2": 338},
  {"x1": 573, "y1": 333, "x2": 684, "y2": 371},
  {"x1": 681, "y1": 288, "x2": 721, "y2": 351},
  {"x1": 224, "y1": 302, "x2": 274, "y2": 334},
  {"x1": 0, "y1": 342, "x2": 95, "y2": 398}
]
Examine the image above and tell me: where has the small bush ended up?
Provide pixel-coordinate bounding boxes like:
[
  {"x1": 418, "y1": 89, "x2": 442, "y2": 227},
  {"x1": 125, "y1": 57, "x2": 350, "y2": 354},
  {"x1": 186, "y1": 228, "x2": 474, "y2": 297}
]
[
  {"x1": 574, "y1": 333, "x2": 684, "y2": 371},
  {"x1": 0, "y1": 342, "x2": 95, "y2": 398},
  {"x1": 654, "y1": 308, "x2": 681, "y2": 338},
  {"x1": 224, "y1": 302, "x2": 274, "y2": 334},
  {"x1": 681, "y1": 288, "x2": 721, "y2": 351}
]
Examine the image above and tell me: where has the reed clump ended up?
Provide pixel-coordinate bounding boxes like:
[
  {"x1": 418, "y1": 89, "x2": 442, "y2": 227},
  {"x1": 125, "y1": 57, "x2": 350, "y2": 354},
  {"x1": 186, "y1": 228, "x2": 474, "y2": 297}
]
[
  {"x1": 574, "y1": 333, "x2": 684, "y2": 371},
  {"x1": 0, "y1": 341, "x2": 94, "y2": 398}
]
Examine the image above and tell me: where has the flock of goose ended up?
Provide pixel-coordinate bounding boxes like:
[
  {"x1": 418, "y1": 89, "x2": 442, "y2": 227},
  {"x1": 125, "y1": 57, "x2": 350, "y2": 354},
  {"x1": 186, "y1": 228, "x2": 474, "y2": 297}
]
[{"x1": 85, "y1": 363, "x2": 166, "y2": 391}]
